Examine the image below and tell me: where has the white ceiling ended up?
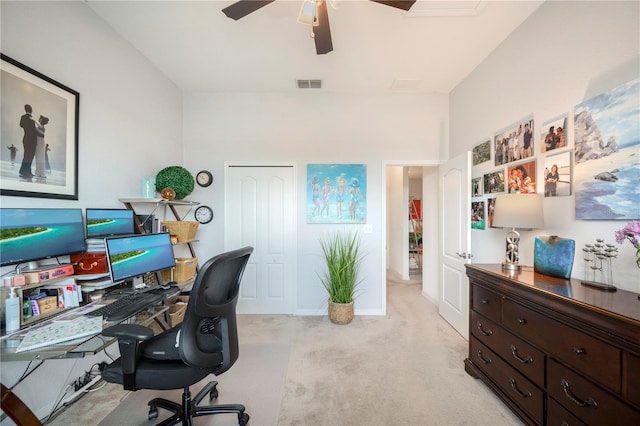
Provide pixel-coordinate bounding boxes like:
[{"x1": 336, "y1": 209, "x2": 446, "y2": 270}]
[{"x1": 86, "y1": 0, "x2": 543, "y2": 94}]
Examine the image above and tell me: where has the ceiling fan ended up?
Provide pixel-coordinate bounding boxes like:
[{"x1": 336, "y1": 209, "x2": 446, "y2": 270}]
[{"x1": 222, "y1": 0, "x2": 416, "y2": 55}]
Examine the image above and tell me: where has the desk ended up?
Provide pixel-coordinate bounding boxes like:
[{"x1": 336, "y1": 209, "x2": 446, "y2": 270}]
[
  {"x1": 0, "y1": 289, "x2": 177, "y2": 362},
  {"x1": 1, "y1": 288, "x2": 180, "y2": 425}
]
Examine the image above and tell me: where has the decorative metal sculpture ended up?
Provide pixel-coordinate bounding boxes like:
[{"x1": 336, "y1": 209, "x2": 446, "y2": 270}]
[{"x1": 581, "y1": 239, "x2": 618, "y2": 291}]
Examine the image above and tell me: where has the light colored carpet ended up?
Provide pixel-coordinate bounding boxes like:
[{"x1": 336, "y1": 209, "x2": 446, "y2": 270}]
[
  {"x1": 49, "y1": 276, "x2": 523, "y2": 426},
  {"x1": 96, "y1": 343, "x2": 289, "y2": 426}
]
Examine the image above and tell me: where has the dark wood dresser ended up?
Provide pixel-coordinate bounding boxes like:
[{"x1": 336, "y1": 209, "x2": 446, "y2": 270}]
[{"x1": 464, "y1": 264, "x2": 640, "y2": 425}]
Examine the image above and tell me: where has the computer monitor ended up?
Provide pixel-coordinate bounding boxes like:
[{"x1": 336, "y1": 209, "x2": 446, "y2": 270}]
[
  {"x1": 85, "y1": 208, "x2": 135, "y2": 238},
  {"x1": 105, "y1": 233, "x2": 175, "y2": 288},
  {"x1": 0, "y1": 208, "x2": 87, "y2": 269}
]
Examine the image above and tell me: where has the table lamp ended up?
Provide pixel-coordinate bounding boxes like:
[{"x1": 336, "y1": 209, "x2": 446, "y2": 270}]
[{"x1": 493, "y1": 194, "x2": 544, "y2": 270}]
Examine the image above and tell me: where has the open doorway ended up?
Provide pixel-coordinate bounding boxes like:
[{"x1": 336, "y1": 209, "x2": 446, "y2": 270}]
[{"x1": 384, "y1": 163, "x2": 440, "y2": 306}]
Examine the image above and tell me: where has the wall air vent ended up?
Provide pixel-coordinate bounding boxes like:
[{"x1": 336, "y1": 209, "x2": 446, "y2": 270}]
[{"x1": 296, "y1": 79, "x2": 322, "y2": 89}]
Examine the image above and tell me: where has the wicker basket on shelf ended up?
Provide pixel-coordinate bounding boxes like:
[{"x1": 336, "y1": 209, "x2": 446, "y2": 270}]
[
  {"x1": 161, "y1": 221, "x2": 199, "y2": 243},
  {"x1": 161, "y1": 257, "x2": 198, "y2": 283}
]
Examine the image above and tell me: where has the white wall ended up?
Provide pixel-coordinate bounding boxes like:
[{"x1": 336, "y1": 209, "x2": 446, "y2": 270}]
[
  {"x1": 1, "y1": 1, "x2": 183, "y2": 421},
  {"x1": 450, "y1": 1, "x2": 640, "y2": 292},
  {"x1": 182, "y1": 92, "x2": 449, "y2": 313},
  {"x1": 386, "y1": 166, "x2": 406, "y2": 279}
]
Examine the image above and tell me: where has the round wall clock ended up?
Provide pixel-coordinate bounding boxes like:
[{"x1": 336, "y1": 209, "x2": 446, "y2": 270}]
[
  {"x1": 196, "y1": 170, "x2": 213, "y2": 187},
  {"x1": 194, "y1": 205, "x2": 214, "y2": 224}
]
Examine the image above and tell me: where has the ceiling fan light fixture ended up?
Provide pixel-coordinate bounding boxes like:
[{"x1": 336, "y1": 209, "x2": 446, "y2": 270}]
[{"x1": 297, "y1": 0, "x2": 320, "y2": 27}]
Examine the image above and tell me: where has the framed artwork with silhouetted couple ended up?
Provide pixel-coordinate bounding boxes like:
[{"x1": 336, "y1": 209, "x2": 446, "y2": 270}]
[{"x1": 1, "y1": 54, "x2": 79, "y2": 200}]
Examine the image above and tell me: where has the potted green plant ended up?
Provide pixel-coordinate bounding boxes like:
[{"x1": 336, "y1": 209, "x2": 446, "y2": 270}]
[{"x1": 318, "y1": 230, "x2": 363, "y2": 324}]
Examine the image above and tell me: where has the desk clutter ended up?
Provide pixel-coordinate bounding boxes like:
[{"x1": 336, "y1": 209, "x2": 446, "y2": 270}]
[{"x1": 15, "y1": 315, "x2": 103, "y2": 353}]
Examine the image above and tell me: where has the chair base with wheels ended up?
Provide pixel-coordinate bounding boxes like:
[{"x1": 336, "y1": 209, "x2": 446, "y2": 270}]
[{"x1": 147, "y1": 381, "x2": 249, "y2": 426}]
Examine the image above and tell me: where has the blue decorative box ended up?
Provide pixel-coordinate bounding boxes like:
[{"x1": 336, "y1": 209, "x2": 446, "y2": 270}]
[{"x1": 534, "y1": 236, "x2": 576, "y2": 279}]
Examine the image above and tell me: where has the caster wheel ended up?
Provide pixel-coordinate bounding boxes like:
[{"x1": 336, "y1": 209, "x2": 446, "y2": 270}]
[
  {"x1": 238, "y1": 412, "x2": 250, "y2": 426},
  {"x1": 148, "y1": 407, "x2": 158, "y2": 421}
]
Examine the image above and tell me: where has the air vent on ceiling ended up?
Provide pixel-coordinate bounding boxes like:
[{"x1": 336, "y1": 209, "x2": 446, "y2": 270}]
[
  {"x1": 296, "y1": 79, "x2": 323, "y2": 89},
  {"x1": 407, "y1": 0, "x2": 487, "y2": 17},
  {"x1": 391, "y1": 79, "x2": 422, "y2": 91}
]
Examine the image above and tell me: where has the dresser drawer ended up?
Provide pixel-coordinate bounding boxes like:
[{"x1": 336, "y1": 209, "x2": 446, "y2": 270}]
[
  {"x1": 502, "y1": 298, "x2": 621, "y2": 392},
  {"x1": 470, "y1": 337, "x2": 543, "y2": 425},
  {"x1": 624, "y1": 352, "x2": 640, "y2": 407},
  {"x1": 471, "y1": 284, "x2": 502, "y2": 322},
  {"x1": 547, "y1": 397, "x2": 586, "y2": 426},
  {"x1": 471, "y1": 311, "x2": 545, "y2": 387},
  {"x1": 547, "y1": 359, "x2": 640, "y2": 426}
]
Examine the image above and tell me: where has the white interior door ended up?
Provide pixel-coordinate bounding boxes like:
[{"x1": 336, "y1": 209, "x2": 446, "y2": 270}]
[
  {"x1": 225, "y1": 165, "x2": 296, "y2": 314},
  {"x1": 438, "y1": 152, "x2": 471, "y2": 339}
]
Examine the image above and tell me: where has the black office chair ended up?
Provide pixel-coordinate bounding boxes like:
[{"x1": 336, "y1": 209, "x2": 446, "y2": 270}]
[{"x1": 101, "y1": 246, "x2": 254, "y2": 426}]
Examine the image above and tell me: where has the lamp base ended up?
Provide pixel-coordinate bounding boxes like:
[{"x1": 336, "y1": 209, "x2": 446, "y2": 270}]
[{"x1": 501, "y1": 262, "x2": 521, "y2": 271}]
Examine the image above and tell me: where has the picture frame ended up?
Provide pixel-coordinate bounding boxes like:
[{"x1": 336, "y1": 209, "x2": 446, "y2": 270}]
[
  {"x1": 1, "y1": 54, "x2": 79, "y2": 200},
  {"x1": 471, "y1": 177, "x2": 483, "y2": 197},
  {"x1": 574, "y1": 78, "x2": 639, "y2": 220},
  {"x1": 494, "y1": 115, "x2": 535, "y2": 166},
  {"x1": 483, "y1": 170, "x2": 505, "y2": 194},
  {"x1": 307, "y1": 163, "x2": 367, "y2": 224},
  {"x1": 471, "y1": 201, "x2": 485, "y2": 230},
  {"x1": 472, "y1": 139, "x2": 491, "y2": 166},
  {"x1": 543, "y1": 151, "x2": 572, "y2": 197},
  {"x1": 540, "y1": 114, "x2": 568, "y2": 154},
  {"x1": 506, "y1": 160, "x2": 537, "y2": 194},
  {"x1": 487, "y1": 197, "x2": 496, "y2": 228}
]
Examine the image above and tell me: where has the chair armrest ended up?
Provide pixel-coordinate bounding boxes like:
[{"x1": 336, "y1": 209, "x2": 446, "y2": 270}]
[
  {"x1": 102, "y1": 324, "x2": 155, "y2": 341},
  {"x1": 102, "y1": 324, "x2": 155, "y2": 389}
]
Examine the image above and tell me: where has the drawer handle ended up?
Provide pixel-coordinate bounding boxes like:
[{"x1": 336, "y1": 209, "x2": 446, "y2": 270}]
[
  {"x1": 510, "y1": 344, "x2": 533, "y2": 364},
  {"x1": 509, "y1": 378, "x2": 532, "y2": 399},
  {"x1": 476, "y1": 349, "x2": 492, "y2": 364},
  {"x1": 476, "y1": 322, "x2": 493, "y2": 336},
  {"x1": 517, "y1": 318, "x2": 526, "y2": 325},
  {"x1": 560, "y1": 379, "x2": 598, "y2": 409},
  {"x1": 573, "y1": 347, "x2": 585, "y2": 355},
  {"x1": 480, "y1": 299, "x2": 489, "y2": 304}
]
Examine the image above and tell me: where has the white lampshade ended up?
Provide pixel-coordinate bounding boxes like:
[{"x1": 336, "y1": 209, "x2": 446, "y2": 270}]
[{"x1": 493, "y1": 194, "x2": 544, "y2": 229}]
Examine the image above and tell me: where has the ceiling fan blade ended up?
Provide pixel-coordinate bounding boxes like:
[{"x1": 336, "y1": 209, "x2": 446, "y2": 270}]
[
  {"x1": 313, "y1": 0, "x2": 333, "y2": 55},
  {"x1": 369, "y1": 0, "x2": 416, "y2": 11},
  {"x1": 222, "y1": 0, "x2": 275, "y2": 20}
]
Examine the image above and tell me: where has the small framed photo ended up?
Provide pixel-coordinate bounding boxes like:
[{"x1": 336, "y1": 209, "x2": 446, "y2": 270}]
[
  {"x1": 507, "y1": 160, "x2": 537, "y2": 194},
  {"x1": 487, "y1": 197, "x2": 497, "y2": 228},
  {"x1": 472, "y1": 177, "x2": 483, "y2": 197},
  {"x1": 1, "y1": 54, "x2": 79, "y2": 200},
  {"x1": 471, "y1": 201, "x2": 485, "y2": 230},
  {"x1": 540, "y1": 115, "x2": 568, "y2": 153},
  {"x1": 543, "y1": 151, "x2": 572, "y2": 197},
  {"x1": 483, "y1": 170, "x2": 505, "y2": 194},
  {"x1": 472, "y1": 139, "x2": 491, "y2": 166}
]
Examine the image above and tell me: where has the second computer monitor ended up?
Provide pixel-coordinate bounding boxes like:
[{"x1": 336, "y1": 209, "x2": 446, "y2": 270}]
[
  {"x1": 85, "y1": 208, "x2": 135, "y2": 239},
  {"x1": 105, "y1": 233, "x2": 175, "y2": 288}
]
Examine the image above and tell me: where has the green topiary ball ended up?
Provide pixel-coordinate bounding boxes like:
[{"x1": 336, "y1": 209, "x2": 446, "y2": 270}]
[{"x1": 155, "y1": 166, "x2": 195, "y2": 200}]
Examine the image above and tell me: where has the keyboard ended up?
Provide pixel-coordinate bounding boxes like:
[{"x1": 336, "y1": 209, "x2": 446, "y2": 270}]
[{"x1": 85, "y1": 292, "x2": 164, "y2": 322}]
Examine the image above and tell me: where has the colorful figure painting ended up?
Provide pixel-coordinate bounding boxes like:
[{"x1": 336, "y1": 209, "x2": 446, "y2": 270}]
[{"x1": 307, "y1": 164, "x2": 367, "y2": 224}]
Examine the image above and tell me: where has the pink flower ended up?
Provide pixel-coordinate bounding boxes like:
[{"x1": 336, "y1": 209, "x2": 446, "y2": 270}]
[{"x1": 615, "y1": 221, "x2": 640, "y2": 268}]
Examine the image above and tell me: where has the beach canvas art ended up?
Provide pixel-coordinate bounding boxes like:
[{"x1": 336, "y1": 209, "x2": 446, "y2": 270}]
[
  {"x1": 307, "y1": 164, "x2": 367, "y2": 224},
  {"x1": 574, "y1": 78, "x2": 640, "y2": 219}
]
